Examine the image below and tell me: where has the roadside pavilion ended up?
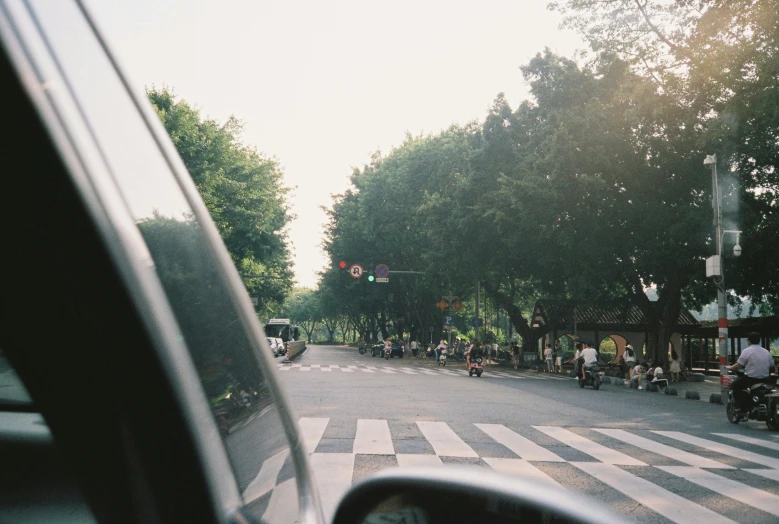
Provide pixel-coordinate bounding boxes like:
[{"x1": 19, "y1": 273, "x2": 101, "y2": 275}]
[{"x1": 530, "y1": 302, "x2": 779, "y2": 373}]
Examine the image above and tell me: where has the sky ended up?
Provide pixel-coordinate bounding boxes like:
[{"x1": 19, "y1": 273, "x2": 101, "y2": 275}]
[{"x1": 86, "y1": 0, "x2": 585, "y2": 288}]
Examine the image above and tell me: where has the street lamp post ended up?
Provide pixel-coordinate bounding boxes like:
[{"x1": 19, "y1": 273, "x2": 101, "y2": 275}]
[{"x1": 704, "y1": 154, "x2": 742, "y2": 397}]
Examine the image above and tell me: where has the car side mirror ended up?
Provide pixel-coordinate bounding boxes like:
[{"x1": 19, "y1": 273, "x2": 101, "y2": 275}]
[{"x1": 332, "y1": 467, "x2": 626, "y2": 524}]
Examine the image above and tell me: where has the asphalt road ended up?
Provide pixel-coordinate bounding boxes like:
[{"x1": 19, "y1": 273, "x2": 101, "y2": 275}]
[{"x1": 279, "y1": 344, "x2": 779, "y2": 524}]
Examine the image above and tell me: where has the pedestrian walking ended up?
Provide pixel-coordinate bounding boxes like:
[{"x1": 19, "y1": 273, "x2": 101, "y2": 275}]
[
  {"x1": 544, "y1": 344, "x2": 553, "y2": 373},
  {"x1": 457, "y1": 338, "x2": 466, "y2": 363},
  {"x1": 410, "y1": 339, "x2": 418, "y2": 357},
  {"x1": 669, "y1": 349, "x2": 681, "y2": 382},
  {"x1": 511, "y1": 342, "x2": 520, "y2": 370}
]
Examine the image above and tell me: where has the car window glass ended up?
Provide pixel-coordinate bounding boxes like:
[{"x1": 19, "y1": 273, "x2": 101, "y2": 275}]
[
  {"x1": 0, "y1": 347, "x2": 32, "y2": 406},
  {"x1": 26, "y1": 1, "x2": 302, "y2": 520}
]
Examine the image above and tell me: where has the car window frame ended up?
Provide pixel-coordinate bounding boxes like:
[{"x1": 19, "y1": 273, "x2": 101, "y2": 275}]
[{"x1": 0, "y1": 1, "x2": 321, "y2": 522}]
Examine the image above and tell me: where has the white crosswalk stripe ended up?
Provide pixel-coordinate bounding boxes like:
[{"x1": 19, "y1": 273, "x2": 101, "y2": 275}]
[
  {"x1": 593, "y1": 428, "x2": 733, "y2": 469},
  {"x1": 255, "y1": 418, "x2": 779, "y2": 524},
  {"x1": 659, "y1": 466, "x2": 779, "y2": 516},
  {"x1": 354, "y1": 419, "x2": 394, "y2": 455},
  {"x1": 476, "y1": 424, "x2": 564, "y2": 462},
  {"x1": 572, "y1": 462, "x2": 736, "y2": 524},
  {"x1": 483, "y1": 457, "x2": 561, "y2": 487},
  {"x1": 278, "y1": 364, "x2": 539, "y2": 379},
  {"x1": 653, "y1": 431, "x2": 779, "y2": 469},
  {"x1": 534, "y1": 426, "x2": 645, "y2": 465},
  {"x1": 713, "y1": 433, "x2": 779, "y2": 453},
  {"x1": 416, "y1": 421, "x2": 478, "y2": 457}
]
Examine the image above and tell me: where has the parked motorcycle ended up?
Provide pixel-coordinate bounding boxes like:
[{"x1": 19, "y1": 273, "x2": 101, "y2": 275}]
[
  {"x1": 469, "y1": 356, "x2": 483, "y2": 377},
  {"x1": 725, "y1": 371, "x2": 779, "y2": 430},
  {"x1": 578, "y1": 364, "x2": 601, "y2": 390},
  {"x1": 439, "y1": 348, "x2": 448, "y2": 366}
]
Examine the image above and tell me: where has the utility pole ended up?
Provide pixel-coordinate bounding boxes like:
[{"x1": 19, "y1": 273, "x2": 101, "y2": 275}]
[
  {"x1": 705, "y1": 154, "x2": 742, "y2": 398},
  {"x1": 475, "y1": 282, "x2": 480, "y2": 342}
]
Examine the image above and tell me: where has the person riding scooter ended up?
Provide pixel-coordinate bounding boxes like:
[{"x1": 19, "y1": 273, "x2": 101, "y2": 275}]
[{"x1": 580, "y1": 342, "x2": 598, "y2": 381}]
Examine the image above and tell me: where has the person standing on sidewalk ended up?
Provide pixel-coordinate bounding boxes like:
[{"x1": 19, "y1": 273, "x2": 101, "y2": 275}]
[
  {"x1": 511, "y1": 342, "x2": 520, "y2": 370},
  {"x1": 623, "y1": 345, "x2": 637, "y2": 380},
  {"x1": 457, "y1": 338, "x2": 466, "y2": 363},
  {"x1": 669, "y1": 349, "x2": 681, "y2": 382},
  {"x1": 544, "y1": 344, "x2": 553, "y2": 373},
  {"x1": 554, "y1": 340, "x2": 562, "y2": 373}
]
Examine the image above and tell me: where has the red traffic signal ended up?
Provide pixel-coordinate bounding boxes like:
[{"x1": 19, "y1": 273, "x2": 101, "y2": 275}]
[{"x1": 338, "y1": 261, "x2": 347, "y2": 269}]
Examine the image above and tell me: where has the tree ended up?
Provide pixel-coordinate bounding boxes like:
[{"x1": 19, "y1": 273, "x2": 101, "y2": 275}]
[
  {"x1": 147, "y1": 88, "x2": 294, "y2": 313},
  {"x1": 282, "y1": 288, "x2": 321, "y2": 343}
]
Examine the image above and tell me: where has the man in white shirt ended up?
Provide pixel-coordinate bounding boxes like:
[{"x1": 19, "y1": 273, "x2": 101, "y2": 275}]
[
  {"x1": 727, "y1": 332, "x2": 777, "y2": 412},
  {"x1": 580, "y1": 343, "x2": 598, "y2": 381}
]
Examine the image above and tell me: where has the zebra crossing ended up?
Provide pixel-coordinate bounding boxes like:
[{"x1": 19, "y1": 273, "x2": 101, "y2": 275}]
[
  {"x1": 250, "y1": 418, "x2": 779, "y2": 523},
  {"x1": 277, "y1": 363, "x2": 557, "y2": 380}
]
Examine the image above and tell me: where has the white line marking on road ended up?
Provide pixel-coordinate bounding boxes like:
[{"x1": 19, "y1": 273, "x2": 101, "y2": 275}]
[
  {"x1": 322, "y1": 366, "x2": 332, "y2": 372},
  {"x1": 298, "y1": 417, "x2": 329, "y2": 454},
  {"x1": 292, "y1": 364, "x2": 302, "y2": 368},
  {"x1": 713, "y1": 433, "x2": 779, "y2": 453},
  {"x1": 416, "y1": 421, "x2": 478, "y2": 457},
  {"x1": 354, "y1": 419, "x2": 395, "y2": 455},
  {"x1": 476, "y1": 424, "x2": 564, "y2": 462},
  {"x1": 397, "y1": 368, "x2": 418, "y2": 374},
  {"x1": 261, "y1": 477, "x2": 298, "y2": 524},
  {"x1": 653, "y1": 431, "x2": 779, "y2": 469},
  {"x1": 743, "y1": 468, "x2": 779, "y2": 482},
  {"x1": 483, "y1": 457, "x2": 561, "y2": 487},
  {"x1": 488, "y1": 371, "x2": 517, "y2": 378},
  {"x1": 278, "y1": 366, "x2": 291, "y2": 371},
  {"x1": 593, "y1": 429, "x2": 733, "y2": 469},
  {"x1": 396, "y1": 454, "x2": 444, "y2": 467},
  {"x1": 572, "y1": 462, "x2": 736, "y2": 524},
  {"x1": 533, "y1": 427, "x2": 645, "y2": 465},
  {"x1": 358, "y1": 366, "x2": 375, "y2": 373},
  {"x1": 417, "y1": 369, "x2": 441, "y2": 376},
  {"x1": 310, "y1": 453, "x2": 355, "y2": 524},
  {"x1": 311, "y1": 364, "x2": 321, "y2": 368},
  {"x1": 242, "y1": 449, "x2": 290, "y2": 503},
  {"x1": 659, "y1": 466, "x2": 779, "y2": 516},
  {"x1": 437, "y1": 369, "x2": 460, "y2": 376},
  {"x1": 300, "y1": 366, "x2": 311, "y2": 372},
  {"x1": 340, "y1": 366, "x2": 354, "y2": 373},
  {"x1": 378, "y1": 367, "x2": 396, "y2": 374}
]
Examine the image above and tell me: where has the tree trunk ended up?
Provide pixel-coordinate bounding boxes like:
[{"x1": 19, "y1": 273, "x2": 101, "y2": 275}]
[
  {"x1": 482, "y1": 280, "x2": 545, "y2": 363},
  {"x1": 630, "y1": 272, "x2": 683, "y2": 369}
]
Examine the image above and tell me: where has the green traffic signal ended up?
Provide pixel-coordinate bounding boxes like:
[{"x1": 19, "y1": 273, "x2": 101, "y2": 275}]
[{"x1": 368, "y1": 275, "x2": 375, "y2": 282}]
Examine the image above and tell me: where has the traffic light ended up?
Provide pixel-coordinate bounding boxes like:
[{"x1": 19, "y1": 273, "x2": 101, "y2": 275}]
[
  {"x1": 338, "y1": 260, "x2": 347, "y2": 269},
  {"x1": 368, "y1": 275, "x2": 375, "y2": 282}
]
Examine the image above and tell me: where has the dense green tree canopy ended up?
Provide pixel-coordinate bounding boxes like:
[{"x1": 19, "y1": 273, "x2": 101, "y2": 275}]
[
  {"x1": 148, "y1": 88, "x2": 294, "y2": 313},
  {"x1": 316, "y1": 1, "x2": 779, "y2": 364}
]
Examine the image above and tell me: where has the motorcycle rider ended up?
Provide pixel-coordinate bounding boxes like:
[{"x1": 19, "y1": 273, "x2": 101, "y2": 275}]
[
  {"x1": 581, "y1": 342, "x2": 599, "y2": 382},
  {"x1": 470, "y1": 342, "x2": 484, "y2": 366},
  {"x1": 726, "y1": 332, "x2": 777, "y2": 413}
]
